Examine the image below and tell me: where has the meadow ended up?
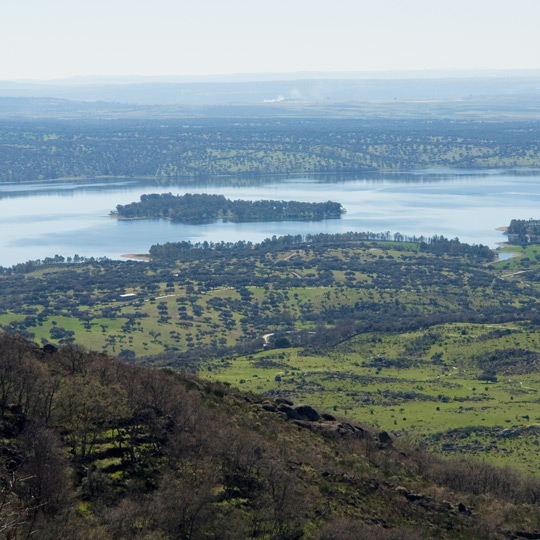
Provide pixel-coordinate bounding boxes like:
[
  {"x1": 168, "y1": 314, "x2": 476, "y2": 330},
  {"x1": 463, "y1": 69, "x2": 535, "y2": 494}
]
[{"x1": 204, "y1": 321, "x2": 540, "y2": 475}]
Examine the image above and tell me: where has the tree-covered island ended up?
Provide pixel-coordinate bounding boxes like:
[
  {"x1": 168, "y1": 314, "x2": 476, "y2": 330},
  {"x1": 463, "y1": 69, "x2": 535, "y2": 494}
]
[{"x1": 112, "y1": 192, "x2": 345, "y2": 223}]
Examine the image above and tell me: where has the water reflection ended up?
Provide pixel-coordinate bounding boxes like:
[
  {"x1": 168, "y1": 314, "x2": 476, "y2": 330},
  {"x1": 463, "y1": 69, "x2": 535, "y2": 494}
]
[{"x1": 1, "y1": 168, "x2": 527, "y2": 200}]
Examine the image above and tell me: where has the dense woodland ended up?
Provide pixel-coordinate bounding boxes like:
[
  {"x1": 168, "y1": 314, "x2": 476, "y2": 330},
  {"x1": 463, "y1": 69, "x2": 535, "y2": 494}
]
[
  {"x1": 114, "y1": 193, "x2": 344, "y2": 223},
  {"x1": 1, "y1": 118, "x2": 540, "y2": 183},
  {"x1": 2, "y1": 333, "x2": 540, "y2": 539}
]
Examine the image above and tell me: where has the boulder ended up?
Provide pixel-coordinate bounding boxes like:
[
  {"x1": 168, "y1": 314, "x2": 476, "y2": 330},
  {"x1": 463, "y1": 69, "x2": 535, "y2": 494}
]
[
  {"x1": 406, "y1": 492, "x2": 427, "y2": 502},
  {"x1": 457, "y1": 502, "x2": 471, "y2": 515},
  {"x1": 278, "y1": 404, "x2": 301, "y2": 420},
  {"x1": 317, "y1": 425, "x2": 341, "y2": 438},
  {"x1": 262, "y1": 402, "x2": 277, "y2": 412},
  {"x1": 294, "y1": 404, "x2": 320, "y2": 421},
  {"x1": 293, "y1": 419, "x2": 314, "y2": 431},
  {"x1": 293, "y1": 421, "x2": 341, "y2": 439},
  {"x1": 336, "y1": 423, "x2": 365, "y2": 439},
  {"x1": 515, "y1": 532, "x2": 540, "y2": 540}
]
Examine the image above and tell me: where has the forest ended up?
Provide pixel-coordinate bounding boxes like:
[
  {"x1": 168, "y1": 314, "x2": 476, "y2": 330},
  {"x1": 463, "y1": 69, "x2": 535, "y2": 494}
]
[
  {"x1": 114, "y1": 193, "x2": 344, "y2": 223},
  {"x1": 1, "y1": 118, "x2": 540, "y2": 183}
]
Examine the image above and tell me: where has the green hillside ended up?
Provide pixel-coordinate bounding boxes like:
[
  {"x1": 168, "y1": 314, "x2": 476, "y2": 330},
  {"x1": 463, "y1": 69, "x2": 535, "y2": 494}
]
[{"x1": 2, "y1": 333, "x2": 540, "y2": 539}]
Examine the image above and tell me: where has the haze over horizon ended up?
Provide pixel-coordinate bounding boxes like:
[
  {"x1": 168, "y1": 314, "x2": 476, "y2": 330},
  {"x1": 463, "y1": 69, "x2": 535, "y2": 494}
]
[
  {"x1": 2, "y1": 0, "x2": 539, "y2": 81},
  {"x1": 5, "y1": 68, "x2": 540, "y2": 86}
]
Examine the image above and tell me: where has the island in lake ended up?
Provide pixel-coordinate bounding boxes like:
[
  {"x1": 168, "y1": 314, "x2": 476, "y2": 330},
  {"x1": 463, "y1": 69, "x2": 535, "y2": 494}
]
[{"x1": 112, "y1": 193, "x2": 345, "y2": 223}]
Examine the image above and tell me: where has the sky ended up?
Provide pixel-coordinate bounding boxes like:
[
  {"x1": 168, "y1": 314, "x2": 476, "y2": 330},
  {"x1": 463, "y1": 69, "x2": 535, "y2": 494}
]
[{"x1": 1, "y1": 0, "x2": 540, "y2": 80}]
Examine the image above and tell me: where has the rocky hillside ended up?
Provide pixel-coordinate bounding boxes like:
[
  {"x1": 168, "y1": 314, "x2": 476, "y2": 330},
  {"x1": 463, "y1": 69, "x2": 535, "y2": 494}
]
[{"x1": 1, "y1": 333, "x2": 540, "y2": 539}]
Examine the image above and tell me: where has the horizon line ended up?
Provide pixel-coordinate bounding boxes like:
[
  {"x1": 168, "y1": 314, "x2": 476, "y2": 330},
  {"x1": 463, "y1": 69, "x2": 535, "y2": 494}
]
[{"x1": 4, "y1": 68, "x2": 540, "y2": 85}]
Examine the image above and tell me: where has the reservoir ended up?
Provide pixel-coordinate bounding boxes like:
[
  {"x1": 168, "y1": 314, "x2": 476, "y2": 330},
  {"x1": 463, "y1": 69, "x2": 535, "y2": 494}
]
[{"x1": 0, "y1": 169, "x2": 537, "y2": 267}]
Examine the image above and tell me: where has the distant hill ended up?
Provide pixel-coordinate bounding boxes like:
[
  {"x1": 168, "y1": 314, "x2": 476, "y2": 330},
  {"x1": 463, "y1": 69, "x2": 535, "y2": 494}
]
[
  {"x1": 1, "y1": 117, "x2": 540, "y2": 183},
  {"x1": 2, "y1": 73, "x2": 540, "y2": 105}
]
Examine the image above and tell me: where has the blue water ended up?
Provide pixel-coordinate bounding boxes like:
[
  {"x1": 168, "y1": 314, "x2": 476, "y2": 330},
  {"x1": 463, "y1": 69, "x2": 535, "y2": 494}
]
[
  {"x1": 497, "y1": 252, "x2": 515, "y2": 262},
  {"x1": 0, "y1": 169, "x2": 537, "y2": 267}
]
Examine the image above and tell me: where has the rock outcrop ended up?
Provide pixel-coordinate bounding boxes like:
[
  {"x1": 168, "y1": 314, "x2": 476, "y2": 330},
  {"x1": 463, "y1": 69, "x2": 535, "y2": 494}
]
[{"x1": 260, "y1": 398, "x2": 392, "y2": 445}]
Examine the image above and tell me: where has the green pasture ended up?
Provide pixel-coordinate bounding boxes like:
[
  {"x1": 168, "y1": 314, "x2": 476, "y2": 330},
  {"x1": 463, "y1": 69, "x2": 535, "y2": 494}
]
[
  {"x1": 204, "y1": 322, "x2": 540, "y2": 474},
  {"x1": 495, "y1": 244, "x2": 540, "y2": 271}
]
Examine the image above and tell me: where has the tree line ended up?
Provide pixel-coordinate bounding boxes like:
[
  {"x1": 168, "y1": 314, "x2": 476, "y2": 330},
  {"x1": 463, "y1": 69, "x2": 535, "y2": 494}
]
[{"x1": 148, "y1": 232, "x2": 494, "y2": 263}]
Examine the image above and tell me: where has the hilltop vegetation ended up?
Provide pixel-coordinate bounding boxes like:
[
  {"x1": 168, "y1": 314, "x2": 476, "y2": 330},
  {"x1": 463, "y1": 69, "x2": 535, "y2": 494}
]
[
  {"x1": 113, "y1": 193, "x2": 344, "y2": 223},
  {"x1": 2, "y1": 118, "x2": 540, "y2": 183},
  {"x1": 2, "y1": 333, "x2": 540, "y2": 539}
]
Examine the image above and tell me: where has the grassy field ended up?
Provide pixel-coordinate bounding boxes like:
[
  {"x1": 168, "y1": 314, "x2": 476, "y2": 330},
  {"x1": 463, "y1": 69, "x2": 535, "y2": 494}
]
[{"x1": 204, "y1": 320, "x2": 540, "y2": 475}]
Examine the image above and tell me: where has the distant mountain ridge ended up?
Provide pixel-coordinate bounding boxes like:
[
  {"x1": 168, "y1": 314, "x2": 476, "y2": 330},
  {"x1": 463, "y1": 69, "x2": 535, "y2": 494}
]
[{"x1": 1, "y1": 74, "x2": 540, "y2": 104}]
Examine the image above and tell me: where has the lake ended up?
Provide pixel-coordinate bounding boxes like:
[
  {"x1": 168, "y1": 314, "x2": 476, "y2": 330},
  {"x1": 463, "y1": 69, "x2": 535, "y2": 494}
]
[{"x1": 1, "y1": 169, "x2": 538, "y2": 267}]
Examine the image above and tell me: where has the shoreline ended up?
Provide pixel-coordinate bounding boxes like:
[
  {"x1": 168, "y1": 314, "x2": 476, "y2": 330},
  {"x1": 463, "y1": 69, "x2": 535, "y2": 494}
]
[
  {"x1": 2, "y1": 166, "x2": 539, "y2": 187},
  {"x1": 110, "y1": 214, "x2": 154, "y2": 221},
  {"x1": 493, "y1": 226, "x2": 522, "y2": 261}
]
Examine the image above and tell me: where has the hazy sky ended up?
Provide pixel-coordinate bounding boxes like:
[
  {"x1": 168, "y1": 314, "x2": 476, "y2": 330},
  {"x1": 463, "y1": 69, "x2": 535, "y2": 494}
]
[{"x1": 2, "y1": 0, "x2": 540, "y2": 80}]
